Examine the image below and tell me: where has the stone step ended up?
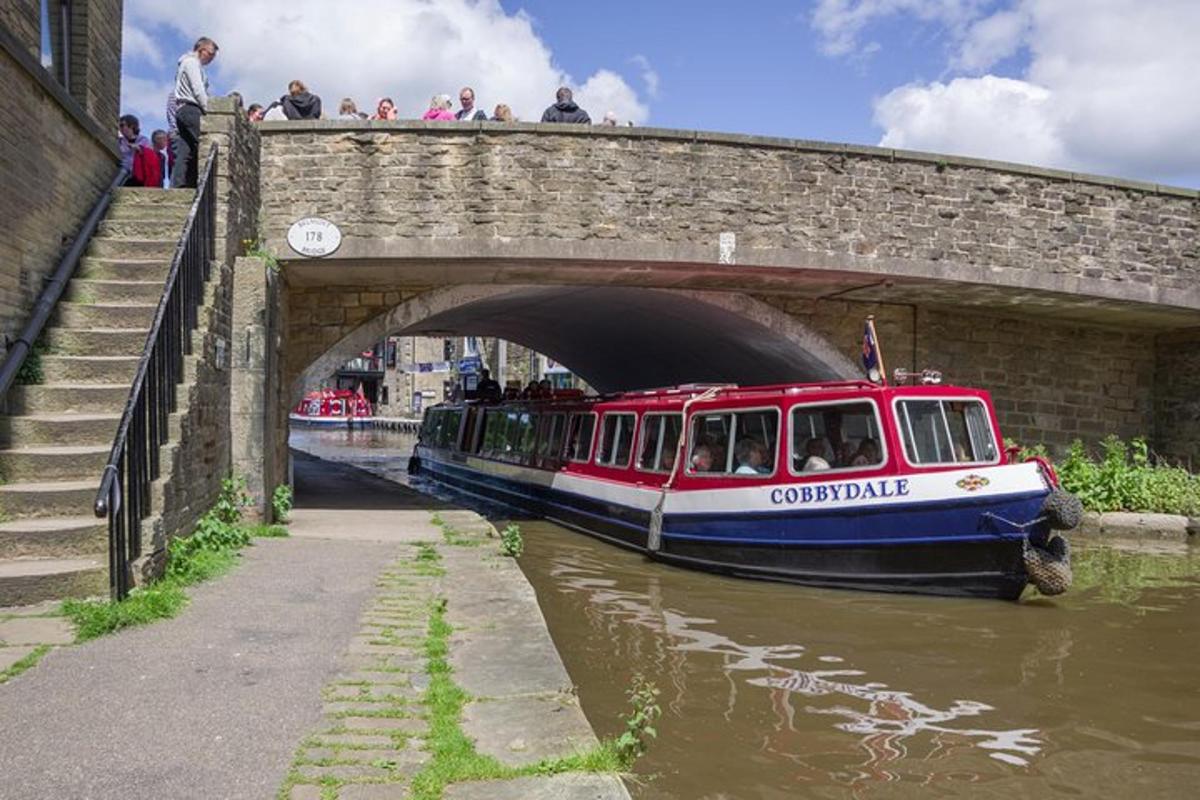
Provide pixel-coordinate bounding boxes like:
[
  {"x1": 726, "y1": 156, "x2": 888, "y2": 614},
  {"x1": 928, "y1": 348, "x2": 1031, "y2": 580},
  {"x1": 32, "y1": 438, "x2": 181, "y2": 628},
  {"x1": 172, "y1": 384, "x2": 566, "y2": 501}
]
[
  {"x1": 7, "y1": 384, "x2": 132, "y2": 415},
  {"x1": 87, "y1": 238, "x2": 177, "y2": 260},
  {"x1": 76, "y1": 257, "x2": 169, "y2": 282},
  {"x1": 55, "y1": 302, "x2": 155, "y2": 329},
  {"x1": 0, "y1": 557, "x2": 107, "y2": 606},
  {"x1": 65, "y1": 279, "x2": 165, "y2": 305},
  {"x1": 0, "y1": 445, "x2": 110, "y2": 481},
  {"x1": 103, "y1": 203, "x2": 191, "y2": 223},
  {"x1": 0, "y1": 516, "x2": 106, "y2": 559},
  {"x1": 97, "y1": 219, "x2": 187, "y2": 239},
  {"x1": 112, "y1": 187, "x2": 195, "y2": 206},
  {"x1": 0, "y1": 480, "x2": 95, "y2": 520},
  {"x1": 41, "y1": 355, "x2": 139, "y2": 385},
  {"x1": 43, "y1": 328, "x2": 149, "y2": 357},
  {"x1": 0, "y1": 413, "x2": 120, "y2": 448}
]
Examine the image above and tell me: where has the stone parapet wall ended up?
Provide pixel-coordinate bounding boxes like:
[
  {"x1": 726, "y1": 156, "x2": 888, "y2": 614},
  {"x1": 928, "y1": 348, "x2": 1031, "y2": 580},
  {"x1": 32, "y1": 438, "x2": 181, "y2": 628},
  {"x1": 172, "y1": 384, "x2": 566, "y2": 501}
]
[
  {"x1": 200, "y1": 97, "x2": 262, "y2": 267},
  {"x1": 257, "y1": 123, "x2": 1200, "y2": 303}
]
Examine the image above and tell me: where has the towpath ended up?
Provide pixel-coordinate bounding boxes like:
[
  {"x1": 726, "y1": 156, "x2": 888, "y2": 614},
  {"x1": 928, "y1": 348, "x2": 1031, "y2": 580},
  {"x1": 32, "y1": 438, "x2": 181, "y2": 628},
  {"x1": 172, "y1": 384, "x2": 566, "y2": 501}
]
[{"x1": 0, "y1": 453, "x2": 629, "y2": 799}]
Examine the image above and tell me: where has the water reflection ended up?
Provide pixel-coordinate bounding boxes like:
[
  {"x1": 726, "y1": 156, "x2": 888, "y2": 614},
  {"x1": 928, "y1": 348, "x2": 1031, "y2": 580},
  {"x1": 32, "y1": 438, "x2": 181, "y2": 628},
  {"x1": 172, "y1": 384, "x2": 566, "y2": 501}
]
[{"x1": 289, "y1": 428, "x2": 1200, "y2": 799}]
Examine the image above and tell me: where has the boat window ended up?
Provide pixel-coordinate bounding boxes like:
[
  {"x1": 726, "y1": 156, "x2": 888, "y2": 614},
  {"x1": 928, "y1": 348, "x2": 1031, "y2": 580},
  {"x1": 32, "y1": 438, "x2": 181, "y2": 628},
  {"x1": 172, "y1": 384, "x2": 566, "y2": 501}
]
[
  {"x1": 480, "y1": 409, "x2": 505, "y2": 455},
  {"x1": 538, "y1": 413, "x2": 566, "y2": 458},
  {"x1": 596, "y1": 413, "x2": 636, "y2": 468},
  {"x1": 637, "y1": 414, "x2": 683, "y2": 472},
  {"x1": 436, "y1": 410, "x2": 462, "y2": 448},
  {"x1": 896, "y1": 399, "x2": 998, "y2": 465},
  {"x1": 687, "y1": 409, "x2": 778, "y2": 476},
  {"x1": 565, "y1": 413, "x2": 596, "y2": 462},
  {"x1": 790, "y1": 401, "x2": 885, "y2": 474},
  {"x1": 518, "y1": 412, "x2": 538, "y2": 455}
]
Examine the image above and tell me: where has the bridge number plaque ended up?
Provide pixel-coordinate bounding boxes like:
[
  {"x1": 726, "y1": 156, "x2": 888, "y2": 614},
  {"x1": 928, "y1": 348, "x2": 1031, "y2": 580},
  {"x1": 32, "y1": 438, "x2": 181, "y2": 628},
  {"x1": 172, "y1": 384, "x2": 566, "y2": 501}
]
[{"x1": 287, "y1": 217, "x2": 342, "y2": 258}]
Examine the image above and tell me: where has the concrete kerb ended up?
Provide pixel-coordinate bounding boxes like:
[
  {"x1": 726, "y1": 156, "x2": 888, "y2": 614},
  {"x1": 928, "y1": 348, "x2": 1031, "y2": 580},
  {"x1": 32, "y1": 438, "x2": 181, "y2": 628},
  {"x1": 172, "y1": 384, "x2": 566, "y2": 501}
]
[{"x1": 1074, "y1": 511, "x2": 1200, "y2": 542}]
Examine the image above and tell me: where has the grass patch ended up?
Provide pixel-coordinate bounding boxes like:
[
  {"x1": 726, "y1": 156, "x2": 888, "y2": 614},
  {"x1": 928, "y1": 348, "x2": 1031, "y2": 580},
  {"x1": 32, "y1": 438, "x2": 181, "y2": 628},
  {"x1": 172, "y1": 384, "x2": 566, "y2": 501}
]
[
  {"x1": 61, "y1": 475, "x2": 256, "y2": 642},
  {"x1": 408, "y1": 573, "x2": 628, "y2": 799},
  {"x1": 247, "y1": 523, "x2": 289, "y2": 538},
  {"x1": 0, "y1": 645, "x2": 51, "y2": 685}
]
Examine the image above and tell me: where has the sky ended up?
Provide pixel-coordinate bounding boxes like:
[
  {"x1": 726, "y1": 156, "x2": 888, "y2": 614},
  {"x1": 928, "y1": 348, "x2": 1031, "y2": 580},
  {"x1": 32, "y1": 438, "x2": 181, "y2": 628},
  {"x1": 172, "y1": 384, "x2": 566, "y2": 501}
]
[{"x1": 120, "y1": 0, "x2": 1200, "y2": 187}]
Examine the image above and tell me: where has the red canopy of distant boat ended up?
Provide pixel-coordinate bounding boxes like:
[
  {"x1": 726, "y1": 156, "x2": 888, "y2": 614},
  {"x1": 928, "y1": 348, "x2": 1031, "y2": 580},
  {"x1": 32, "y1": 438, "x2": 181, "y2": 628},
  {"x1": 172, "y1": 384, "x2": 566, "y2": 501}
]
[{"x1": 293, "y1": 388, "x2": 372, "y2": 419}]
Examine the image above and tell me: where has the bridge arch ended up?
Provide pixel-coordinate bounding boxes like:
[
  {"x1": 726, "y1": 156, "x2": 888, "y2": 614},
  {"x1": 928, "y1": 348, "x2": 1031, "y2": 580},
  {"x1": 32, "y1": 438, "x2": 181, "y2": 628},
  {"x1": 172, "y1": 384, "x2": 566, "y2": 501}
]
[{"x1": 292, "y1": 285, "x2": 861, "y2": 401}]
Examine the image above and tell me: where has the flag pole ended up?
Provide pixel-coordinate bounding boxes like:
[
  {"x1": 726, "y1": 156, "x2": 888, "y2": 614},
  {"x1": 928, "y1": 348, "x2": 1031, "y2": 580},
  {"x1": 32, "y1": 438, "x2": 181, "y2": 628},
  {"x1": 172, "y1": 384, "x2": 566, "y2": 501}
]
[{"x1": 866, "y1": 315, "x2": 888, "y2": 386}]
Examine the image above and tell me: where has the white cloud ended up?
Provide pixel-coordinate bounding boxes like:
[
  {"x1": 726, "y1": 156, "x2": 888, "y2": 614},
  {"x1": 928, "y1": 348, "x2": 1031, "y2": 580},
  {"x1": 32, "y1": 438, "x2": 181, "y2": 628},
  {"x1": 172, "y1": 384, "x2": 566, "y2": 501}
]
[
  {"x1": 824, "y1": 0, "x2": 1200, "y2": 184},
  {"x1": 629, "y1": 54, "x2": 659, "y2": 99},
  {"x1": 124, "y1": 0, "x2": 647, "y2": 125},
  {"x1": 123, "y1": 23, "x2": 164, "y2": 69},
  {"x1": 811, "y1": 0, "x2": 988, "y2": 57},
  {"x1": 577, "y1": 69, "x2": 649, "y2": 126},
  {"x1": 875, "y1": 75, "x2": 1062, "y2": 166},
  {"x1": 121, "y1": 75, "x2": 174, "y2": 129}
]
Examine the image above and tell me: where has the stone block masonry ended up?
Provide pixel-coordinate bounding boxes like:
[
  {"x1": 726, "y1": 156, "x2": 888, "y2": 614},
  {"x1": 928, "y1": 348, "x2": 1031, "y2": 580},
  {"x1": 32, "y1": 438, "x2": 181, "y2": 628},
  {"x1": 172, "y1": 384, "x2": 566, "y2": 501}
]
[
  {"x1": 0, "y1": 1, "x2": 122, "y2": 354},
  {"x1": 256, "y1": 124, "x2": 1200, "y2": 304},
  {"x1": 763, "y1": 297, "x2": 1155, "y2": 454}
]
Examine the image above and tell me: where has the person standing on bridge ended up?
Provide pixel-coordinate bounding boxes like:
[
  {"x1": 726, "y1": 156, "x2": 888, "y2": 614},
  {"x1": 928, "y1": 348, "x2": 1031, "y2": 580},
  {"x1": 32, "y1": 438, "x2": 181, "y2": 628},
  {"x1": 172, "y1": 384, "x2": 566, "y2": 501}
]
[
  {"x1": 540, "y1": 86, "x2": 590, "y2": 124},
  {"x1": 171, "y1": 36, "x2": 218, "y2": 189},
  {"x1": 455, "y1": 87, "x2": 487, "y2": 121}
]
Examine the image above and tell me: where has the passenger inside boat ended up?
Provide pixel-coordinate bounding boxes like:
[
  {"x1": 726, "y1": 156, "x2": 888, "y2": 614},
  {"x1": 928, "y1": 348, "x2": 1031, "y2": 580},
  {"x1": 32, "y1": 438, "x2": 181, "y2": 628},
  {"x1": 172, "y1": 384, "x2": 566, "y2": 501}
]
[
  {"x1": 850, "y1": 437, "x2": 881, "y2": 467},
  {"x1": 690, "y1": 444, "x2": 715, "y2": 472},
  {"x1": 800, "y1": 438, "x2": 832, "y2": 471},
  {"x1": 734, "y1": 438, "x2": 771, "y2": 475}
]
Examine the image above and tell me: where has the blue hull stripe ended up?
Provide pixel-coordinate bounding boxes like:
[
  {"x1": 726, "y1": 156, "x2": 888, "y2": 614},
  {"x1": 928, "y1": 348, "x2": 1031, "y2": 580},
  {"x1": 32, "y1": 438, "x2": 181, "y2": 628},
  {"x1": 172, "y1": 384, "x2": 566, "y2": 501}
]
[{"x1": 418, "y1": 454, "x2": 1047, "y2": 548}]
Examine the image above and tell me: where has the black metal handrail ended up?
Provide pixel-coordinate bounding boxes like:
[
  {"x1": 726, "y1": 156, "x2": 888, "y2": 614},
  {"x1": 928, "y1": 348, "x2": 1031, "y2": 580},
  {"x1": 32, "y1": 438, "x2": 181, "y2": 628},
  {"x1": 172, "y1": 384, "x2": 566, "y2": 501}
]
[
  {"x1": 0, "y1": 166, "x2": 129, "y2": 401},
  {"x1": 94, "y1": 144, "x2": 219, "y2": 600}
]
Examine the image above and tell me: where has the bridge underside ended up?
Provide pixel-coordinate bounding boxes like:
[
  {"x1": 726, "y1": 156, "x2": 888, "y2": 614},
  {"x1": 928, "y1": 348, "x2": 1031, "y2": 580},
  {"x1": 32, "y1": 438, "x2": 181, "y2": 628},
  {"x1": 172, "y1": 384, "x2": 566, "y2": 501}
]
[{"x1": 397, "y1": 286, "x2": 853, "y2": 392}]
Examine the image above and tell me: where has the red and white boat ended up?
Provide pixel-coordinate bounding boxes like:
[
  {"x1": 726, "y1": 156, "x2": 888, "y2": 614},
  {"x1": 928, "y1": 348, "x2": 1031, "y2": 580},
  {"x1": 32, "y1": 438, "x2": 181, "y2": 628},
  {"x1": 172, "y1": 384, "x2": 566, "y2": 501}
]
[{"x1": 289, "y1": 388, "x2": 373, "y2": 428}]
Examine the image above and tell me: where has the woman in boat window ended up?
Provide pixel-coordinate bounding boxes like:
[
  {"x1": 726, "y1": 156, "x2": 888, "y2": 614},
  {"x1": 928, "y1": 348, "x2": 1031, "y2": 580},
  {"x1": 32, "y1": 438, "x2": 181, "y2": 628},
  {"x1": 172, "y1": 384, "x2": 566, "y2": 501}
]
[
  {"x1": 850, "y1": 437, "x2": 881, "y2": 467},
  {"x1": 800, "y1": 437, "x2": 831, "y2": 471},
  {"x1": 734, "y1": 438, "x2": 771, "y2": 474}
]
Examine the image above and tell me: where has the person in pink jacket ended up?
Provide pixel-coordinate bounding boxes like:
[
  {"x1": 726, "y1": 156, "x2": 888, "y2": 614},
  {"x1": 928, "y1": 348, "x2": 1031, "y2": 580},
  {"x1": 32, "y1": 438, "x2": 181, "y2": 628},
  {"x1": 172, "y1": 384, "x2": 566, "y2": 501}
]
[{"x1": 422, "y1": 94, "x2": 455, "y2": 120}]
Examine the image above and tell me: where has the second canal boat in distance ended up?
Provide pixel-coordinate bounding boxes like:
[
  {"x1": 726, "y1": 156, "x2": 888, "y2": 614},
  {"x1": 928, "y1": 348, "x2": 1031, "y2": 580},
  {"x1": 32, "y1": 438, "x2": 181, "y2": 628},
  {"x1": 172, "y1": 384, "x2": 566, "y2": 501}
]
[{"x1": 410, "y1": 376, "x2": 1079, "y2": 601}]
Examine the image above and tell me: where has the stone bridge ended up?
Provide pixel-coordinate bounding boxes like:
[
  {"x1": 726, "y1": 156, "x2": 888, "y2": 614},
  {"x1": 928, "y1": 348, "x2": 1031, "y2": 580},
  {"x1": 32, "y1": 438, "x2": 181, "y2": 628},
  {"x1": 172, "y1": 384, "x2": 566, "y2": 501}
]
[{"x1": 192, "y1": 98, "x2": 1200, "y2": 507}]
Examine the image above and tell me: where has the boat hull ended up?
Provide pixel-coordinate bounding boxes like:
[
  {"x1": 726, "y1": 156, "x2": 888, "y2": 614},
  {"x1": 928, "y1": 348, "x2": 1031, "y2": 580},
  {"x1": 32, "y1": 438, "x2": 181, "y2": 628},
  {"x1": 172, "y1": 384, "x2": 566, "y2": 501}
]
[{"x1": 413, "y1": 451, "x2": 1040, "y2": 600}]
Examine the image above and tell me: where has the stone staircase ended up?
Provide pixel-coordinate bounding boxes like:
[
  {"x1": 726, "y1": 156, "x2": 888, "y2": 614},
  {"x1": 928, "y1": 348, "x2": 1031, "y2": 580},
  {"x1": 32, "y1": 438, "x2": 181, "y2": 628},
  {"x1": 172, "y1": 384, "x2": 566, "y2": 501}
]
[{"x1": 0, "y1": 188, "x2": 194, "y2": 607}]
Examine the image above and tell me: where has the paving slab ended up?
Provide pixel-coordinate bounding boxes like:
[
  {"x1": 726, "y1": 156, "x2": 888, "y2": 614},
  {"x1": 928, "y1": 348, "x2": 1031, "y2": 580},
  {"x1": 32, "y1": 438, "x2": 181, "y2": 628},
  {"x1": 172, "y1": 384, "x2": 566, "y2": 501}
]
[
  {"x1": 443, "y1": 774, "x2": 630, "y2": 800},
  {"x1": 290, "y1": 508, "x2": 445, "y2": 543},
  {"x1": 0, "y1": 645, "x2": 36, "y2": 671},
  {"x1": 462, "y1": 694, "x2": 599, "y2": 767},
  {"x1": 0, "y1": 616, "x2": 75, "y2": 645},
  {"x1": 0, "y1": 537, "x2": 395, "y2": 800}
]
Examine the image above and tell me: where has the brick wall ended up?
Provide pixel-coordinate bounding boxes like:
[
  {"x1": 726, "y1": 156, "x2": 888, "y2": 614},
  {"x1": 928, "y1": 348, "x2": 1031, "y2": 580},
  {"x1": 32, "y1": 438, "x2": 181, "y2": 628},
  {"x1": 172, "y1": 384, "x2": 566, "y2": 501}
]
[
  {"x1": 0, "y1": 1, "x2": 39, "y2": 58},
  {"x1": 0, "y1": 2, "x2": 120, "y2": 352}
]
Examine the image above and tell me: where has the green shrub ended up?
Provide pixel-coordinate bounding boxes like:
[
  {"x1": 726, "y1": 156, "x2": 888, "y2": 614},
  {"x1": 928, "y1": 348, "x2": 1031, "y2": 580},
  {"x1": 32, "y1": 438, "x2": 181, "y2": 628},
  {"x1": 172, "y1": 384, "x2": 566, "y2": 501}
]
[
  {"x1": 614, "y1": 673, "x2": 662, "y2": 768},
  {"x1": 1022, "y1": 436, "x2": 1200, "y2": 516},
  {"x1": 499, "y1": 523, "x2": 523, "y2": 558},
  {"x1": 271, "y1": 484, "x2": 294, "y2": 522}
]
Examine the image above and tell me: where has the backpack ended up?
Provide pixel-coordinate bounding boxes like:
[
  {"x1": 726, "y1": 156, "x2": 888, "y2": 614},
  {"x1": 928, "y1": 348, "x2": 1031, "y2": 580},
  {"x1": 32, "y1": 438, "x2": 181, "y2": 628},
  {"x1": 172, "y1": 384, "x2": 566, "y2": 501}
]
[{"x1": 131, "y1": 145, "x2": 163, "y2": 188}]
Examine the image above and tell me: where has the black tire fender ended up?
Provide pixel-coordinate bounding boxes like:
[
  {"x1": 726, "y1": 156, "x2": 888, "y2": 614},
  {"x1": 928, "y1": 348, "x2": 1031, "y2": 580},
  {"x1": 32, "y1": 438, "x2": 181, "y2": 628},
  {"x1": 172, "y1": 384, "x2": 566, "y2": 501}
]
[{"x1": 1042, "y1": 489, "x2": 1083, "y2": 531}]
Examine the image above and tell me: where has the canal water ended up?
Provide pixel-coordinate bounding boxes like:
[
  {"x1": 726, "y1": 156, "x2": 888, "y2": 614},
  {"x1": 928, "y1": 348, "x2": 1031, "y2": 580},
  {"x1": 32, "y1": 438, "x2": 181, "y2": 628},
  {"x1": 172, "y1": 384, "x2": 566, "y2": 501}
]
[{"x1": 291, "y1": 428, "x2": 1200, "y2": 799}]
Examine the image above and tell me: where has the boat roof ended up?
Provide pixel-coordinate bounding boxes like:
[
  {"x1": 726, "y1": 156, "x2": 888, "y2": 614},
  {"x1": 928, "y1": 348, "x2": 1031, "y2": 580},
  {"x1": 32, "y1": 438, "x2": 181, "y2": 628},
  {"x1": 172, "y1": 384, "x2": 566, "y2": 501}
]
[{"x1": 444, "y1": 379, "x2": 990, "y2": 412}]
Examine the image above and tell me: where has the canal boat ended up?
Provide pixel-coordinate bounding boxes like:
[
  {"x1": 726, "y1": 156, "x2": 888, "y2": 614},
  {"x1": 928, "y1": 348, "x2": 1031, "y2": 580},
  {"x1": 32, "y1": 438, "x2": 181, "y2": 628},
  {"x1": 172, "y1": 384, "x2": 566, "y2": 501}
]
[
  {"x1": 289, "y1": 388, "x2": 374, "y2": 428},
  {"x1": 409, "y1": 378, "x2": 1078, "y2": 601}
]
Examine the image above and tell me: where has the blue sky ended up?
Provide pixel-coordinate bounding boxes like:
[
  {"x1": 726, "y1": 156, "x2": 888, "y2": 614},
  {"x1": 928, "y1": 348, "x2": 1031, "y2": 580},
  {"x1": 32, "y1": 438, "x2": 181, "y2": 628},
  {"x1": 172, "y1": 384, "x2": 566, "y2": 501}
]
[{"x1": 120, "y1": 1, "x2": 1199, "y2": 187}]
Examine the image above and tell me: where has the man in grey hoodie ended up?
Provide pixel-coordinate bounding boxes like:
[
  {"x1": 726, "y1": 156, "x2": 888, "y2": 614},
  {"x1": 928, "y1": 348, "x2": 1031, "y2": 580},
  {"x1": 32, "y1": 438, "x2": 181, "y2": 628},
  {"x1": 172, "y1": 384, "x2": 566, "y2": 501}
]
[
  {"x1": 540, "y1": 86, "x2": 591, "y2": 124},
  {"x1": 171, "y1": 36, "x2": 218, "y2": 189}
]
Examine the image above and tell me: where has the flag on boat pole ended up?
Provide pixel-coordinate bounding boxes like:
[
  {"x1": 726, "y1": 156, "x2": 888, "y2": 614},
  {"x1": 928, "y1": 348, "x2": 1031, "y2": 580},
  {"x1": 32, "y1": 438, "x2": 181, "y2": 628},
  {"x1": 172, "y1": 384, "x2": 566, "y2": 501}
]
[{"x1": 862, "y1": 316, "x2": 887, "y2": 385}]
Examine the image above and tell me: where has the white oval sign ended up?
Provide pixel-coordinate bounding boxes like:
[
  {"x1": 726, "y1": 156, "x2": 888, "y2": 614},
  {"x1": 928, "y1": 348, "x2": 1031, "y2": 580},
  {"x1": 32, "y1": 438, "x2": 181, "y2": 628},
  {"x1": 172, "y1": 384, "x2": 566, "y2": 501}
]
[{"x1": 287, "y1": 217, "x2": 342, "y2": 258}]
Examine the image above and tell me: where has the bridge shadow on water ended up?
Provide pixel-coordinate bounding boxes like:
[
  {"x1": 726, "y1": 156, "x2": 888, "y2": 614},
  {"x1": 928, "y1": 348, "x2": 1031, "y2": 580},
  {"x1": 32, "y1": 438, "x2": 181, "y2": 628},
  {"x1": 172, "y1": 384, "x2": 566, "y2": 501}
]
[{"x1": 291, "y1": 449, "x2": 456, "y2": 511}]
